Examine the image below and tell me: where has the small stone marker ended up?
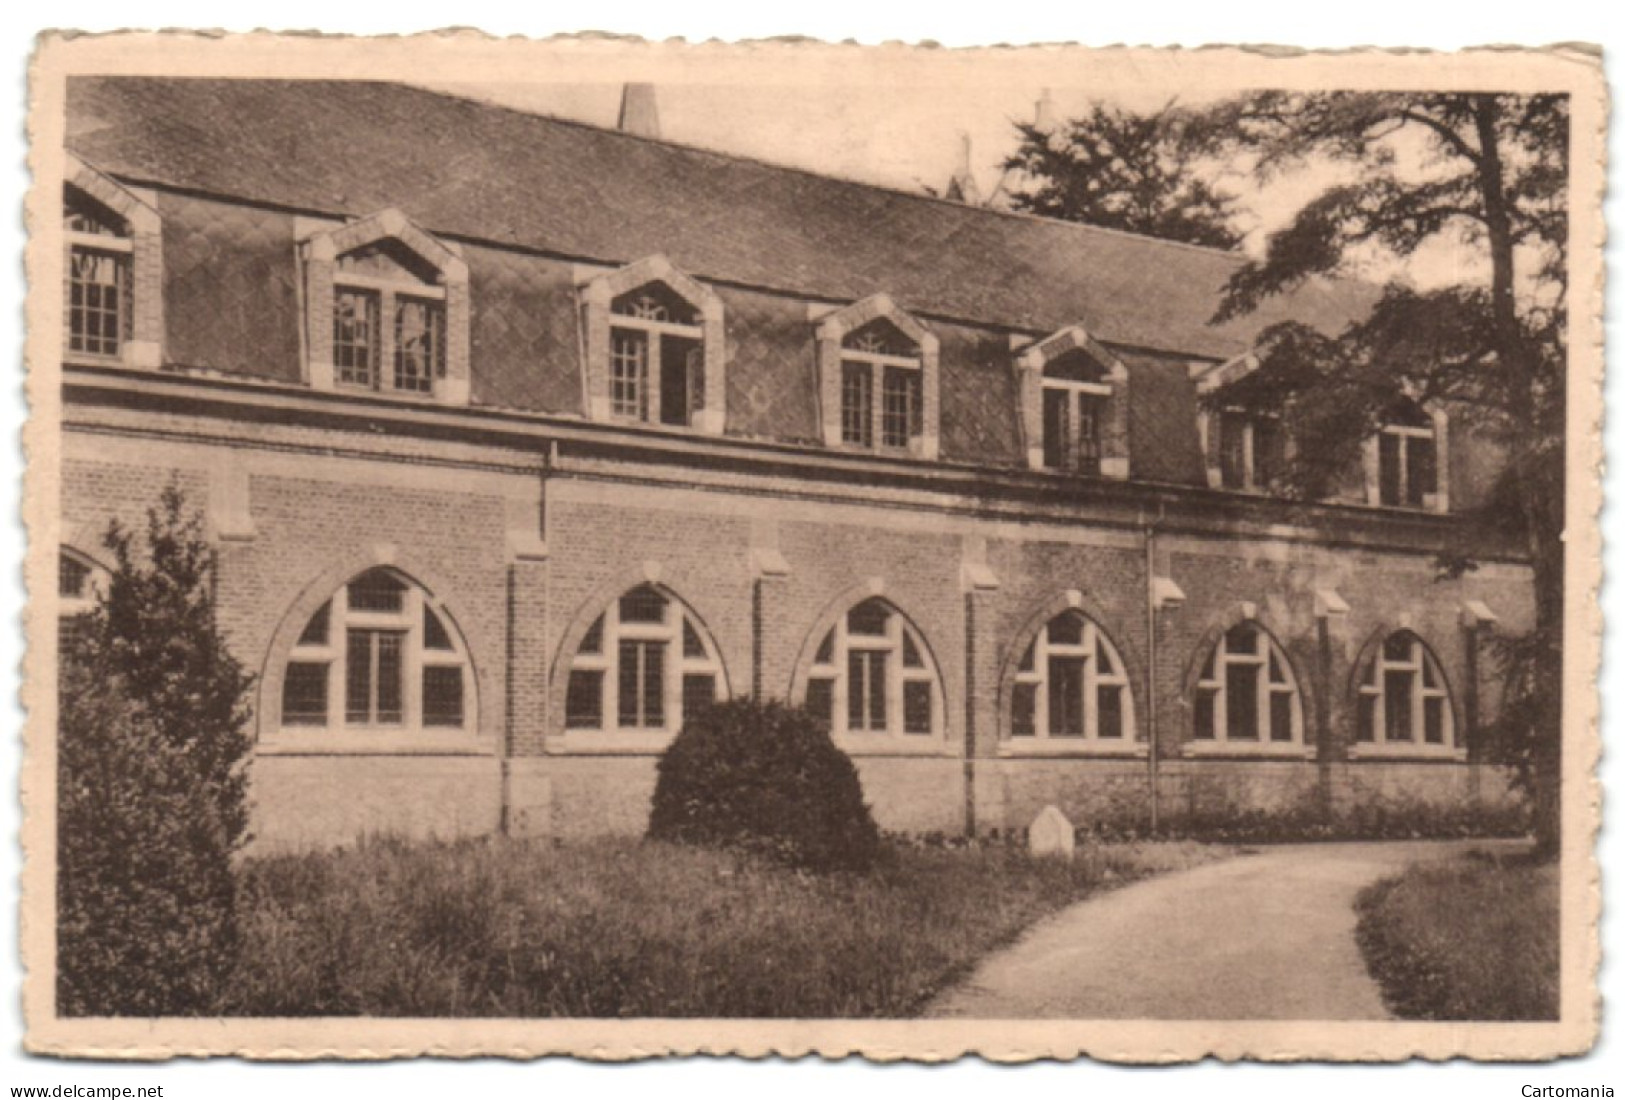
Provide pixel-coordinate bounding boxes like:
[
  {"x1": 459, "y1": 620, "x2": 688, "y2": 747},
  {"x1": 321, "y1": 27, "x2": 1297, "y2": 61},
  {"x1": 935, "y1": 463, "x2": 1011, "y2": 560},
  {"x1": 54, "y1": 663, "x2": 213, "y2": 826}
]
[{"x1": 1028, "y1": 804, "x2": 1076, "y2": 860}]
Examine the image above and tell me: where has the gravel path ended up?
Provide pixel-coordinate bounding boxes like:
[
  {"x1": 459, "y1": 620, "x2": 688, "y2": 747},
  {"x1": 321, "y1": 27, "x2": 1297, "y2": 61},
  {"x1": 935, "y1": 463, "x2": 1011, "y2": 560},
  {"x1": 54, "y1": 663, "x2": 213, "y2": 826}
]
[{"x1": 927, "y1": 838, "x2": 1523, "y2": 1020}]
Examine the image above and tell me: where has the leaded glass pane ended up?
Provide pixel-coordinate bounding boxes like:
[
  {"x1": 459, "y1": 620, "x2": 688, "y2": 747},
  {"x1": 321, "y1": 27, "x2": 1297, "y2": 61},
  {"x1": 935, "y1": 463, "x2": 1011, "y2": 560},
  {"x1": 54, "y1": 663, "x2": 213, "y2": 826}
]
[
  {"x1": 298, "y1": 601, "x2": 332, "y2": 647},
  {"x1": 281, "y1": 662, "x2": 329, "y2": 726},
  {"x1": 334, "y1": 287, "x2": 380, "y2": 387},
  {"x1": 1047, "y1": 613, "x2": 1083, "y2": 647},
  {"x1": 1012, "y1": 682, "x2": 1037, "y2": 737},
  {"x1": 392, "y1": 297, "x2": 442, "y2": 393},
  {"x1": 348, "y1": 568, "x2": 406, "y2": 613},
  {"x1": 903, "y1": 680, "x2": 932, "y2": 734},
  {"x1": 619, "y1": 584, "x2": 667, "y2": 624},
  {"x1": 1226, "y1": 661, "x2": 1260, "y2": 740},
  {"x1": 1048, "y1": 655, "x2": 1086, "y2": 737},
  {"x1": 847, "y1": 599, "x2": 889, "y2": 636},
  {"x1": 1097, "y1": 685, "x2": 1123, "y2": 740},
  {"x1": 422, "y1": 666, "x2": 463, "y2": 727},
  {"x1": 565, "y1": 669, "x2": 602, "y2": 729},
  {"x1": 1269, "y1": 690, "x2": 1294, "y2": 743},
  {"x1": 841, "y1": 361, "x2": 873, "y2": 446}
]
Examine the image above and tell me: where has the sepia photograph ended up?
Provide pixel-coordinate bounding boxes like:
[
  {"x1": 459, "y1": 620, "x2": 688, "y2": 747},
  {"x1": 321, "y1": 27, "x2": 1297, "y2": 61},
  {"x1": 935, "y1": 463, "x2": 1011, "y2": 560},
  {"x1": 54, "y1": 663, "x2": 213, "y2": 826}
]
[{"x1": 19, "y1": 31, "x2": 1604, "y2": 1064}]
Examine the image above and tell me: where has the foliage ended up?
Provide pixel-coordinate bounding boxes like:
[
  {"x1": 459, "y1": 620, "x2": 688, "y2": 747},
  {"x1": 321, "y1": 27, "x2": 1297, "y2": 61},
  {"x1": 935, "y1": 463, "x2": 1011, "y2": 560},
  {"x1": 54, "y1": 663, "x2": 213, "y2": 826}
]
[
  {"x1": 647, "y1": 699, "x2": 881, "y2": 873},
  {"x1": 224, "y1": 835, "x2": 1222, "y2": 1017},
  {"x1": 1355, "y1": 854, "x2": 1558, "y2": 1020},
  {"x1": 1185, "y1": 92, "x2": 1569, "y2": 856},
  {"x1": 57, "y1": 483, "x2": 256, "y2": 1015},
  {"x1": 1072, "y1": 794, "x2": 1530, "y2": 846},
  {"x1": 1001, "y1": 104, "x2": 1243, "y2": 248}
]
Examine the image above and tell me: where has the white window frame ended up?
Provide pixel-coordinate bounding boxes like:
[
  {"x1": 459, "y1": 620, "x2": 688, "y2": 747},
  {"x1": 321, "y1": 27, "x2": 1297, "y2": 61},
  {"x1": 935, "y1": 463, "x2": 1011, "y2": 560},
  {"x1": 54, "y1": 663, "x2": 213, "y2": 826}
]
[
  {"x1": 557, "y1": 585, "x2": 729, "y2": 752},
  {"x1": 1374, "y1": 424, "x2": 1440, "y2": 509},
  {"x1": 1003, "y1": 610, "x2": 1140, "y2": 756},
  {"x1": 803, "y1": 599, "x2": 945, "y2": 753},
  {"x1": 299, "y1": 208, "x2": 471, "y2": 406},
  {"x1": 840, "y1": 328, "x2": 924, "y2": 451},
  {"x1": 265, "y1": 568, "x2": 477, "y2": 754},
  {"x1": 57, "y1": 548, "x2": 107, "y2": 658},
  {"x1": 1040, "y1": 375, "x2": 1112, "y2": 473},
  {"x1": 62, "y1": 159, "x2": 163, "y2": 370},
  {"x1": 1206, "y1": 408, "x2": 1287, "y2": 492},
  {"x1": 816, "y1": 294, "x2": 940, "y2": 460},
  {"x1": 1353, "y1": 632, "x2": 1462, "y2": 759},
  {"x1": 607, "y1": 289, "x2": 706, "y2": 425},
  {"x1": 331, "y1": 257, "x2": 449, "y2": 398},
  {"x1": 1187, "y1": 621, "x2": 1309, "y2": 757}
]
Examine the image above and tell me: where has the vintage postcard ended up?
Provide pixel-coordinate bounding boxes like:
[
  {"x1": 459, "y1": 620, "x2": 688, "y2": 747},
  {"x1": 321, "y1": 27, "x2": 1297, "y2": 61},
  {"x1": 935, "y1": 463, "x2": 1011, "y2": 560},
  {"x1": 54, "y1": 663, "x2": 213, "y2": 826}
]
[{"x1": 21, "y1": 32, "x2": 1604, "y2": 1061}]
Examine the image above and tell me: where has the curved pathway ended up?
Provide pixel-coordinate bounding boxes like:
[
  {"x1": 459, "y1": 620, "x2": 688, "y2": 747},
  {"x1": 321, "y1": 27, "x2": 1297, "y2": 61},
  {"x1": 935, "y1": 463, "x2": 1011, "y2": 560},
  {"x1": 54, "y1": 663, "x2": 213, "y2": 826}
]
[{"x1": 928, "y1": 839, "x2": 1523, "y2": 1020}]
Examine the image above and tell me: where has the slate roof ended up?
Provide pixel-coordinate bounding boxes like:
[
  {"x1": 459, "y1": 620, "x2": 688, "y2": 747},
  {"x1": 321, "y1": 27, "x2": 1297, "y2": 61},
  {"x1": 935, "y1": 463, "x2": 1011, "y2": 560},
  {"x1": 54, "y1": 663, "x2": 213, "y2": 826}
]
[{"x1": 66, "y1": 77, "x2": 1375, "y2": 363}]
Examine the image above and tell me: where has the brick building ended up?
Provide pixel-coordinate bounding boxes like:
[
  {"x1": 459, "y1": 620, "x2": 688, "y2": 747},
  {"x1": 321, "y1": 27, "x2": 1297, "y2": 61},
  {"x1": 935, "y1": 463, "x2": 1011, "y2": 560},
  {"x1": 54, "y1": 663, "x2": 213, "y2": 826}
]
[{"x1": 55, "y1": 78, "x2": 1532, "y2": 847}]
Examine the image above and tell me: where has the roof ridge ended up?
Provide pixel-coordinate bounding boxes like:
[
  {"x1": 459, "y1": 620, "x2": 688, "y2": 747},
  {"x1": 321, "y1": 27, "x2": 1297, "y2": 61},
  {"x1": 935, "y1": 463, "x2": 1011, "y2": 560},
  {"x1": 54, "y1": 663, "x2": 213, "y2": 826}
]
[{"x1": 416, "y1": 80, "x2": 1250, "y2": 265}]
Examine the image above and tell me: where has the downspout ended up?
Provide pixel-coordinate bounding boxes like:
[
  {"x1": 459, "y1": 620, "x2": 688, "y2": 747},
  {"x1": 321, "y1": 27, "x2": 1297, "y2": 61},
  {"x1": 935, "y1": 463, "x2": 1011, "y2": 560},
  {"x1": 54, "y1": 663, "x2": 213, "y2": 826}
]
[
  {"x1": 500, "y1": 562, "x2": 516, "y2": 836},
  {"x1": 963, "y1": 590, "x2": 977, "y2": 838},
  {"x1": 1144, "y1": 507, "x2": 1161, "y2": 835}
]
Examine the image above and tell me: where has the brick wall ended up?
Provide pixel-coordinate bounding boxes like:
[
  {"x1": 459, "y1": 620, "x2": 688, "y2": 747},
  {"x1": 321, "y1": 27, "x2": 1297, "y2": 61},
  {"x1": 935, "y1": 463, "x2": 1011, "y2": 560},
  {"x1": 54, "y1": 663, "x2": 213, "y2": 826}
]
[{"x1": 58, "y1": 422, "x2": 1537, "y2": 846}]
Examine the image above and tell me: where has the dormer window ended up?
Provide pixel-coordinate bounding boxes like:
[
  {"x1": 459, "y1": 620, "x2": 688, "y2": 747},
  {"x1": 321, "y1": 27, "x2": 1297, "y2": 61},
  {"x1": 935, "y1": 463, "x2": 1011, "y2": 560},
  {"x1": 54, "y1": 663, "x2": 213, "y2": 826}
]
[
  {"x1": 1039, "y1": 350, "x2": 1111, "y2": 474},
  {"x1": 331, "y1": 241, "x2": 448, "y2": 395},
  {"x1": 65, "y1": 189, "x2": 131, "y2": 359},
  {"x1": 1366, "y1": 399, "x2": 1448, "y2": 511},
  {"x1": 1014, "y1": 326, "x2": 1129, "y2": 479},
  {"x1": 580, "y1": 256, "x2": 726, "y2": 433},
  {"x1": 300, "y1": 209, "x2": 471, "y2": 405},
  {"x1": 1213, "y1": 409, "x2": 1286, "y2": 491},
  {"x1": 62, "y1": 157, "x2": 162, "y2": 369},
  {"x1": 609, "y1": 283, "x2": 704, "y2": 425},
  {"x1": 839, "y1": 322, "x2": 923, "y2": 449},
  {"x1": 816, "y1": 295, "x2": 940, "y2": 459}
]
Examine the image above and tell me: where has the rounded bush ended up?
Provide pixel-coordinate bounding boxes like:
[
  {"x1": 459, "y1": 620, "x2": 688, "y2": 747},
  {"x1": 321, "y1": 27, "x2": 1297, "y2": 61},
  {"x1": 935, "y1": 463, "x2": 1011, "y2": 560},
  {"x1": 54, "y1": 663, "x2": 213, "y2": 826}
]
[{"x1": 648, "y1": 699, "x2": 881, "y2": 873}]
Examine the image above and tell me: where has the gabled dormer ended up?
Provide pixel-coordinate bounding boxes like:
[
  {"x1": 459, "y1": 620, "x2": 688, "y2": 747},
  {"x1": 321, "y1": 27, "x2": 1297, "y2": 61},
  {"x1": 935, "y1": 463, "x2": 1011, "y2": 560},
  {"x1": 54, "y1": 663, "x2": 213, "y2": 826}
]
[
  {"x1": 63, "y1": 154, "x2": 163, "y2": 369},
  {"x1": 300, "y1": 208, "x2": 471, "y2": 404},
  {"x1": 815, "y1": 294, "x2": 940, "y2": 459},
  {"x1": 1014, "y1": 326, "x2": 1130, "y2": 479},
  {"x1": 578, "y1": 255, "x2": 726, "y2": 433}
]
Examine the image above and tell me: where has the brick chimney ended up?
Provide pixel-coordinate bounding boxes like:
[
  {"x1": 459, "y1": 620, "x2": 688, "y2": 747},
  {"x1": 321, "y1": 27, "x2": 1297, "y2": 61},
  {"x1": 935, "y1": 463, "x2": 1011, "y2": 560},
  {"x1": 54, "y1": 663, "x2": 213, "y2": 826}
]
[
  {"x1": 618, "y1": 83, "x2": 661, "y2": 139},
  {"x1": 944, "y1": 133, "x2": 982, "y2": 205},
  {"x1": 1034, "y1": 88, "x2": 1057, "y2": 132}
]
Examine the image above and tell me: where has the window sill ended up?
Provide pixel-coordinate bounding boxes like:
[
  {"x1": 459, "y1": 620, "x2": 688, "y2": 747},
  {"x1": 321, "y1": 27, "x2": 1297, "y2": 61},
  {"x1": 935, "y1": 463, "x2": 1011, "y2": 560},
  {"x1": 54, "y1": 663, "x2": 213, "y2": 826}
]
[
  {"x1": 999, "y1": 739, "x2": 1149, "y2": 759},
  {"x1": 259, "y1": 730, "x2": 494, "y2": 756},
  {"x1": 1182, "y1": 741, "x2": 1316, "y2": 761},
  {"x1": 834, "y1": 733, "x2": 953, "y2": 757},
  {"x1": 1347, "y1": 745, "x2": 1468, "y2": 763},
  {"x1": 334, "y1": 381, "x2": 448, "y2": 406},
  {"x1": 546, "y1": 730, "x2": 678, "y2": 755}
]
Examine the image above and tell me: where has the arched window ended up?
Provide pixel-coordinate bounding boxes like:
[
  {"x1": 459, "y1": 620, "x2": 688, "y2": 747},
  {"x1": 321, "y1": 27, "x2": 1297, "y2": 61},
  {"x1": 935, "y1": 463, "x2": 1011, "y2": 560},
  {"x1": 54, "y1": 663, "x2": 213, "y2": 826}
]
[
  {"x1": 58, "y1": 548, "x2": 105, "y2": 659},
  {"x1": 1009, "y1": 610, "x2": 1134, "y2": 745},
  {"x1": 562, "y1": 584, "x2": 728, "y2": 736},
  {"x1": 278, "y1": 567, "x2": 474, "y2": 735},
  {"x1": 802, "y1": 598, "x2": 943, "y2": 740},
  {"x1": 1355, "y1": 630, "x2": 1456, "y2": 751},
  {"x1": 1191, "y1": 621, "x2": 1303, "y2": 748}
]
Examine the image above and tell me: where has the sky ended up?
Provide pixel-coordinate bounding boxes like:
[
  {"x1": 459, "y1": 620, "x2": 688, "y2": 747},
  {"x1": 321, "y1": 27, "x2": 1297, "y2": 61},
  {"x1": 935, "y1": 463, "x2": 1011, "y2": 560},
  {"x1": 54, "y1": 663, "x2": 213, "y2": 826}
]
[{"x1": 425, "y1": 78, "x2": 1476, "y2": 289}]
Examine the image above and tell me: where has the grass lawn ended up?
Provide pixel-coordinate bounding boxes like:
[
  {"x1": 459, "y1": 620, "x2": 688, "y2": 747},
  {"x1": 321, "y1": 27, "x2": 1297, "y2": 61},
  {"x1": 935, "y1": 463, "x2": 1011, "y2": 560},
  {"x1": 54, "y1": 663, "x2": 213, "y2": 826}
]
[
  {"x1": 224, "y1": 836, "x2": 1221, "y2": 1017},
  {"x1": 1354, "y1": 853, "x2": 1559, "y2": 1020}
]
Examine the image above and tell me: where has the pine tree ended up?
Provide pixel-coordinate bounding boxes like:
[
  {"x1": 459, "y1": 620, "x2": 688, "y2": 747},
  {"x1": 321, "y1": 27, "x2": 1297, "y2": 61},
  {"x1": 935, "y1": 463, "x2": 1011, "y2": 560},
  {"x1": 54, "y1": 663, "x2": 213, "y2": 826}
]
[{"x1": 57, "y1": 483, "x2": 255, "y2": 1015}]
